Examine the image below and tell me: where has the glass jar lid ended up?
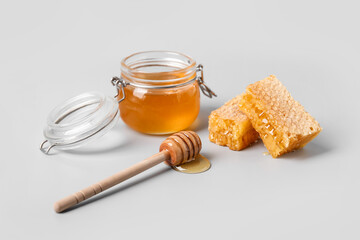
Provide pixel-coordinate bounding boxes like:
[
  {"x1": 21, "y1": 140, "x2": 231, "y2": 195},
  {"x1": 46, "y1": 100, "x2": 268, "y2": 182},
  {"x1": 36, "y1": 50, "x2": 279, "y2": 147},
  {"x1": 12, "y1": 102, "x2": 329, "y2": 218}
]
[{"x1": 40, "y1": 92, "x2": 119, "y2": 154}]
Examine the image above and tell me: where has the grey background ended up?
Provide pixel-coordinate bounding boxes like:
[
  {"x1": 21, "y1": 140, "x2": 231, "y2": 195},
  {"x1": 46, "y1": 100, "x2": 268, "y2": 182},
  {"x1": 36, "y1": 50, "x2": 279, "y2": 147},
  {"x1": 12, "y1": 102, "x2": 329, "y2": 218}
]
[{"x1": 1, "y1": 0, "x2": 359, "y2": 239}]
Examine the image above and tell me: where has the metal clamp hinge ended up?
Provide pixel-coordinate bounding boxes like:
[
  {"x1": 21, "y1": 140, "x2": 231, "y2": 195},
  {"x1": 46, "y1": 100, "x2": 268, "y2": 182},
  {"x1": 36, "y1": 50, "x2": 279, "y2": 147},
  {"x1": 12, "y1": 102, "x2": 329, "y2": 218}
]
[
  {"x1": 111, "y1": 76, "x2": 128, "y2": 103},
  {"x1": 111, "y1": 64, "x2": 217, "y2": 100},
  {"x1": 196, "y1": 64, "x2": 217, "y2": 98},
  {"x1": 40, "y1": 140, "x2": 56, "y2": 154}
]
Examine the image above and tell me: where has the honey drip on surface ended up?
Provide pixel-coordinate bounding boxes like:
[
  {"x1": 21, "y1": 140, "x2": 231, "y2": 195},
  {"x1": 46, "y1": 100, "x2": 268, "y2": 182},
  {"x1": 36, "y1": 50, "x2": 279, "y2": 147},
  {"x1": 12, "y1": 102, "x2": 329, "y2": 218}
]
[{"x1": 172, "y1": 154, "x2": 211, "y2": 174}]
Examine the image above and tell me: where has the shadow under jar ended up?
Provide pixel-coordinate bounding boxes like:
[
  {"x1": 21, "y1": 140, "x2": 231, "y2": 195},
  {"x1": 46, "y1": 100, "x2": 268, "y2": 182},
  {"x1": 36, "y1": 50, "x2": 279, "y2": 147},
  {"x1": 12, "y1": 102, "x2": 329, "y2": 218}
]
[{"x1": 112, "y1": 51, "x2": 216, "y2": 135}]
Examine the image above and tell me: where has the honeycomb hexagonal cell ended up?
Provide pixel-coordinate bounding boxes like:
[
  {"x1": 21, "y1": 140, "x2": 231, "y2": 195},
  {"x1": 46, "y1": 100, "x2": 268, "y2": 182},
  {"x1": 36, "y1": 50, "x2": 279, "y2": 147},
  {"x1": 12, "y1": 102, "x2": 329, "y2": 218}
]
[
  {"x1": 209, "y1": 95, "x2": 259, "y2": 150},
  {"x1": 239, "y1": 75, "x2": 322, "y2": 158}
]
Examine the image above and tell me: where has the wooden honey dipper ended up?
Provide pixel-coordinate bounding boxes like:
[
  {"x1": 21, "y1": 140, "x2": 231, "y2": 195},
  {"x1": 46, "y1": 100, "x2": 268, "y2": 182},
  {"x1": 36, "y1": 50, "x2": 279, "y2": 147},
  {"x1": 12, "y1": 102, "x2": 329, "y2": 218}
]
[{"x1": 54, "y1": 131, "x2": 202, "y2": 213}]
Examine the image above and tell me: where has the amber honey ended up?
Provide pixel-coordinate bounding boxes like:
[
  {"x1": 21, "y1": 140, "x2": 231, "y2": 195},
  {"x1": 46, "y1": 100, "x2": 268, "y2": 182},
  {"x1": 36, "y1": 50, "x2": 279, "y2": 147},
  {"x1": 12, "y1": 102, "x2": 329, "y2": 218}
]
[
  {"x1": 118, "y1": 82, "x2": 200, "y2": 134},
  {"x1": 118, "y1": 51, "x2": 201, "y2": 134},
  {"x1": 172, "y1": 154, "x2": 211, "y2": 174}
]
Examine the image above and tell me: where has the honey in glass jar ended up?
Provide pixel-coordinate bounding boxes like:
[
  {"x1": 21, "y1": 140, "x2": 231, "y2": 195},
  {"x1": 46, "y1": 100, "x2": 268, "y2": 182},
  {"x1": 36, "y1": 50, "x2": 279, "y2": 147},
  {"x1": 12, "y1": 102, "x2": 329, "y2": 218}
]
[{"x1": 111, "y1": 51, "x2": 216, "y2": 134}]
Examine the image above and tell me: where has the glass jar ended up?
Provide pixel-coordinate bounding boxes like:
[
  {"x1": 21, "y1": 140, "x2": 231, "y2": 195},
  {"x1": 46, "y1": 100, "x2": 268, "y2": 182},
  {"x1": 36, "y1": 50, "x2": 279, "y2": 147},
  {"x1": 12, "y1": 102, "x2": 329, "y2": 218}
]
[
  {"x1": 40, "y1": 51, "x2": 215, "y2": 154},
  {"x1": 112, "y1": 51, "x2": 216, "y2": 134}
]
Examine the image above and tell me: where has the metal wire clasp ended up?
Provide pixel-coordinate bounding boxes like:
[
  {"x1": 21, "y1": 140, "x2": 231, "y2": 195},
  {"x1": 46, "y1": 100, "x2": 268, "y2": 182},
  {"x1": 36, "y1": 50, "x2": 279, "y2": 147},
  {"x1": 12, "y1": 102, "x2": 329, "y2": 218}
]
[
  {"x1": 111, "y1": 64, "x2": 216, "y2": 100},
  {"x1": 40, "y1": 140, "x2": 56, "y2": 154},
  {"x1": 196, "y1": 64, "x2": 217, "y2": 98},
  {"x1": 111, "y1": 76, "x2": 128, "y2": 103}
]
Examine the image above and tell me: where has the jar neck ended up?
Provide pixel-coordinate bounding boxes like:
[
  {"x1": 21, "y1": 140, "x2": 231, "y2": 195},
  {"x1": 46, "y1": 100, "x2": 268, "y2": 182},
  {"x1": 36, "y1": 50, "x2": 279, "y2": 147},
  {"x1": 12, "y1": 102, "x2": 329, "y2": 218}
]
[{"x1": 120, "y1": 51, "x2": 197, "y2": 86}]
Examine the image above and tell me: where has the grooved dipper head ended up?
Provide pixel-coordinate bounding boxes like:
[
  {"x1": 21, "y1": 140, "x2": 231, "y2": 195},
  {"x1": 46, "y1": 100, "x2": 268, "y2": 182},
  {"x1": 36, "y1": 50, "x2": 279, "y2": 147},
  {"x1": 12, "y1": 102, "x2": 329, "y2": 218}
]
[{"x1": 159, "y1": 131, "x2": 202, "y2": 166}]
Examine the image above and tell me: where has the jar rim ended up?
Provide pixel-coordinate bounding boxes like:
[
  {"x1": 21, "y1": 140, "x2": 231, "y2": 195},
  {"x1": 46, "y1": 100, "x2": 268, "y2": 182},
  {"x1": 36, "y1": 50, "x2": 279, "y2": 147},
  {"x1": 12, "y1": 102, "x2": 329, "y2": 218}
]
[
  {"x1": 120, "y1": 50, "x2": 197, "y2": 85},
  {"x1": 42, "y1": 92, "x2": 119, "y2": 152}
]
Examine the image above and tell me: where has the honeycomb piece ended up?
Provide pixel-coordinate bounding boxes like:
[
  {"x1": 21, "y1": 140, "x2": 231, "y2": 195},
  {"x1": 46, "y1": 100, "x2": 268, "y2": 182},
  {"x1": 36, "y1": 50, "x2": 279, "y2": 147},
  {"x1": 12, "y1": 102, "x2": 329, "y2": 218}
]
[
  {"x1": 208, "y1": 95, "x2": 259, "y2": 150},
  {"x1": 239, "y1": 75, "x2": 322, "y2": 158}
]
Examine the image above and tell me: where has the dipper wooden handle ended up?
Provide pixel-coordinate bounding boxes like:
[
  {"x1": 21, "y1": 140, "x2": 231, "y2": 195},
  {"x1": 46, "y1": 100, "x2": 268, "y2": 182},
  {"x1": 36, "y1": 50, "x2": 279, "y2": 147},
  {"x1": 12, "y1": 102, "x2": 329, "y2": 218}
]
[{"x1": 54, "y1": 131, "x2": 201, "y2": 213}]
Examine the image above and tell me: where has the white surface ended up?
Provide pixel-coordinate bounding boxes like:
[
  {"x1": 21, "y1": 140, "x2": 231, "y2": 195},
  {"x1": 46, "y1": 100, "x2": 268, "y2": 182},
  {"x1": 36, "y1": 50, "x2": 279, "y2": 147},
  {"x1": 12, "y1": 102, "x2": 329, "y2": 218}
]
[{"x1": 1, "y1": 0, "x2": 359, "y2": 239}]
